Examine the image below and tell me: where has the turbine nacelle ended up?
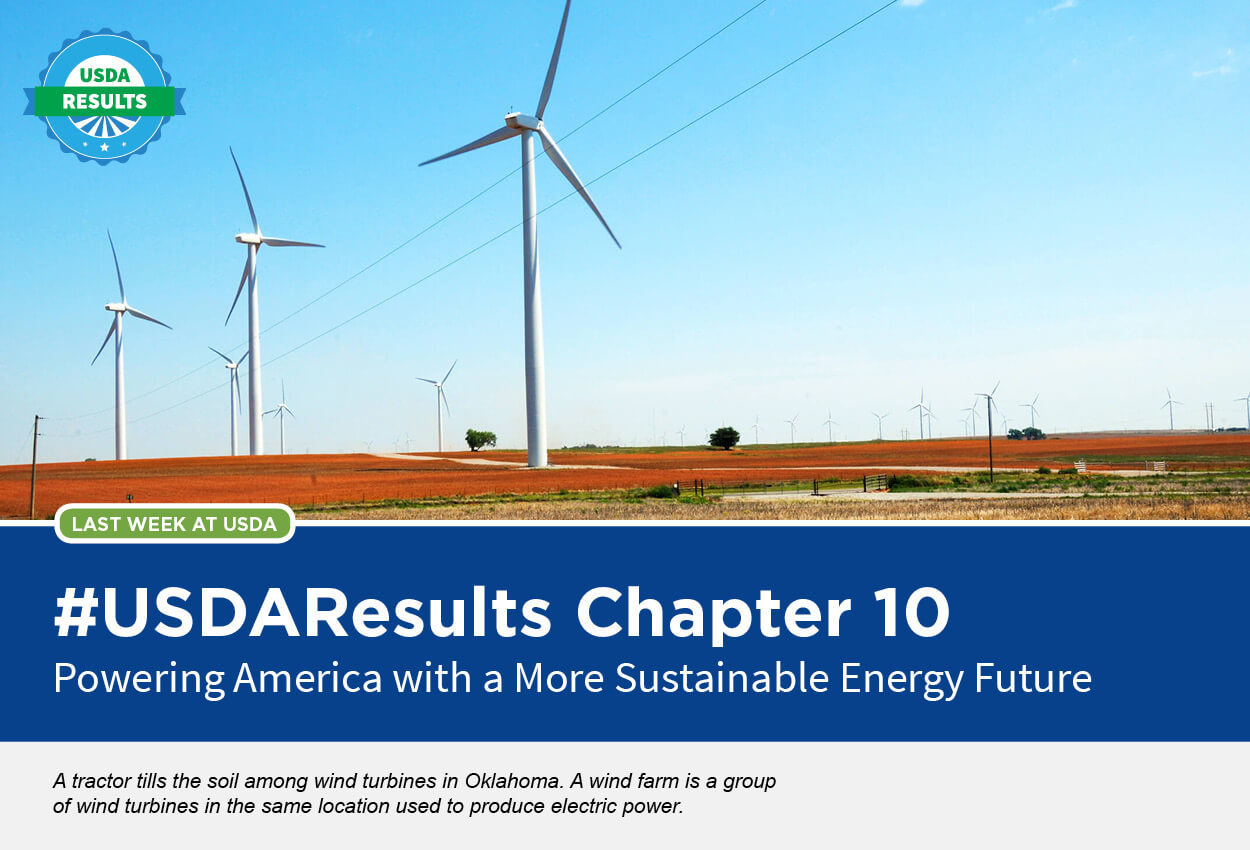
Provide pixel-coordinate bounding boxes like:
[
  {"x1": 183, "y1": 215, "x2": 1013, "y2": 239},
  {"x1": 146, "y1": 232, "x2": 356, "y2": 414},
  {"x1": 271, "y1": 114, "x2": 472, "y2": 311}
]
[
  {"x1": 235, "y1": 232, "x2": 263, "y2": 245},
  {"x1": 505, "y1": 113, "x2": 543, "y2": 131},
  {"x1": 104, "y1": 302, "x2": 126, "y2": 312}
]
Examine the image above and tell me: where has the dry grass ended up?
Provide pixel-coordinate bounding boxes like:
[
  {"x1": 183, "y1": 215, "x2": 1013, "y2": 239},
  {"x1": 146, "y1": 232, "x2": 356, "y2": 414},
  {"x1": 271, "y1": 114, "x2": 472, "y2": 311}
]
[{"x1": 301, "y1": 495, "x2": 1250, "y2": 521}]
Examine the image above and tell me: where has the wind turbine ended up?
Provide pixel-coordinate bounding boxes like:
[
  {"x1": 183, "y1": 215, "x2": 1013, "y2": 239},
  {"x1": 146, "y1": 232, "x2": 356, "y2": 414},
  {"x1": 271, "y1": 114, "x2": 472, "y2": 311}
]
[
  {"x1": 1162, "y1": 389, "x2": 1182, "y2": 430},
  {"x1": 872, "y1": 412, "x2": 889, "y2": 441},
  {"x1": 962, "y1": 404, "x2": 981, "y2": 437},
  {"x1": 1020, "y1": 394, "x2": 1040, "y2": 429},
  {"x1": 822, "y1": 410, "x2": 839, "y2": 443},
  {"x1": 225, "y1": 147, "x2": 324, "y2": 456},
  {"x1": 752, "y1": 415, "x2": 761, "y2": 445},
  {"x1": 263, "y1": 381, "x2": 295, "y2": 455},
  {"x1": 418, "y1": 360, "x2": 457, "y2": 452},
  {"x1": 784, "y1": 414, "x2": 799, "y2": 444},
  {"x1": 924, "y1": 405, "x2": 937, "y2": 439},
  {"x1": 1237, "y1": 392, "x2": 1250, "y2": 430},
  {"x1": 90, "y1": 231, "x2": 172, "y2": 461},
  {"x1": 209, "y1": 347, "x2": 249, "y2": 456},
  {"x1": 419, "y1": 0, "x2": 619, "y2": 468},
  {"x1": 677, "y1": 425, "x2": 687, "y2": 447},
  {"x1": 908, "y1": 390, "x2": 926, "y2": 440},
  {"x1": 976, "y1": 382, "x2": 1001, "y2": 481}
]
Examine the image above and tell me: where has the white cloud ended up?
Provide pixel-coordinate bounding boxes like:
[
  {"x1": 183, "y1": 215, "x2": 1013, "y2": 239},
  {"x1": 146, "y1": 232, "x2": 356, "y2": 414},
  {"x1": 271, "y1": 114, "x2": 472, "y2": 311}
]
[
  {"x1": 1193, "y1": 48, "x2": 1236, "y2": 79},
  {"x1": 1044, "y1": 0, "x2": 1077, "y2": 13}
]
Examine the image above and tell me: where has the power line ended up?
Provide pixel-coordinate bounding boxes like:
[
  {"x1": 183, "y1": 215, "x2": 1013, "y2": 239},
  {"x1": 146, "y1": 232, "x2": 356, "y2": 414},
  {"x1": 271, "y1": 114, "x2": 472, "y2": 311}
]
[
  {"x1": 40, "y1": 0, "x2": 773, "y2": 424},
  {"x1": 42, "y1": 0, "x2": 900, "y2": 441}
]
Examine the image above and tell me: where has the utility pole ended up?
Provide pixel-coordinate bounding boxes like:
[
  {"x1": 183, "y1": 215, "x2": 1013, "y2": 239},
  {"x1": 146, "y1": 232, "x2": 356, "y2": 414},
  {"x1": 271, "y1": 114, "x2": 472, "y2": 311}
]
[
  {"x1": 29, "y1": 415, "x2": 41, "y2": 519},
  {"x1": 986, "y1": 396, "x2": 994, "y2": 483}
]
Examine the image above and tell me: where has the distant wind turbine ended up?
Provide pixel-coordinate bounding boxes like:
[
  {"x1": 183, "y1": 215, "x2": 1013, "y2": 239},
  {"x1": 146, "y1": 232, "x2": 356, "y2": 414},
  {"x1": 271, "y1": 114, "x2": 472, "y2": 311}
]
[
  {"x1": 209, "y1": 347, "x2": 249, "y2": 456},
  {"x1": 908, "y1": 390, "x2": 926, "y2": 440},
  {"x1": 1162, "y1": 389, "x2": 1182, "y2": 430},
  {"x1": 962, "y1": 404, "x2": 981, "y2": 437},
  {"x1": 225, "y1": 147, "x2": 323, "y2": 456},
  {"x1": 752, "y1": 415, "x2": 761, "y2": 445},
  {"x1": 677, "y1": 425, "x2": 686, "y2": 447},
  {"x1": 1020, "y1": 394, "x2": 1040, "y2": 429},
  {"x1": 264, "y1": 381, "x2": 295, "y2": 455},
  {"x1": 872, "y1": 412, "x2": 889, "y2": 441},
  {"x1": 1237, "y1": 392, "x2": 1250, "y2": 430},
  {"x1": 924, "y1": 405, "x2": 937, "y2": 439},
  {"x1": 91, "y1": 231, "x2": 172, "y2": 461},
  {"x1": 822, "y1": 410, "x2": 839, "y2": 443},
  {"x1": 784, "y1": 414, "x2": 799, "y2": 444},
  {"x1": 418, "y1": 360, "x2": 457, "y2": 452},
  {"x1": 419, "y1": 0, "x2": 619, "y2": 468}
]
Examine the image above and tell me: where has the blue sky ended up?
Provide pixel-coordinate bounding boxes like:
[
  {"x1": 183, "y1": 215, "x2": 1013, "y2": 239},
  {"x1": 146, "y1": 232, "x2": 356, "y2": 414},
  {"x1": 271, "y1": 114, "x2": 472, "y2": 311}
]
[{"x1": 3, "y1": 0, "x2": 1247, "y2": 462}]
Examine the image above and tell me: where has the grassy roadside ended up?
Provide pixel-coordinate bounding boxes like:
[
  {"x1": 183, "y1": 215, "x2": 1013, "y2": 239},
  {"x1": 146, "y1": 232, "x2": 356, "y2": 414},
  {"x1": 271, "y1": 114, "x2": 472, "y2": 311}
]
[{"x1": 299, "y1": 494, "x2": 1250, "y2": 521}]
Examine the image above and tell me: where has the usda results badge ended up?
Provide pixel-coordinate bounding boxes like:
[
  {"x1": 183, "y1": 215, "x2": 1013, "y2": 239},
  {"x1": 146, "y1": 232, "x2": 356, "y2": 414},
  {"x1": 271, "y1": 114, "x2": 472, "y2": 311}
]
[{"x1": 23, "y1": 29, "x2": 185, "y2": 164}]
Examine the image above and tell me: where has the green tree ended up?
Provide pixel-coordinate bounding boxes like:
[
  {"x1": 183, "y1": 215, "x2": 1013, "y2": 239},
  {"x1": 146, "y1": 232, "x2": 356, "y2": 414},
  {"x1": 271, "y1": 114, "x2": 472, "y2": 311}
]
[
  {"x1": 465, "y1": 429, "x2": 497, "y2": 451},
  {"x1": 709, "y1": 426, "x2": 740, "y2": 450},
  {"x1": 1022, "y1": 426, "x2": 1046, "y2": 441}
]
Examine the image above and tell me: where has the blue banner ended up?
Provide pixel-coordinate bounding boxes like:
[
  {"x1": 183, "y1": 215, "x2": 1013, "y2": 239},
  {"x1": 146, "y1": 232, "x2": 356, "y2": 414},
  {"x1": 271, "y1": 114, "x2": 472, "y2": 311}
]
[{"x1": 3, "y1": 526, "x2": 1246, "y2": 742}]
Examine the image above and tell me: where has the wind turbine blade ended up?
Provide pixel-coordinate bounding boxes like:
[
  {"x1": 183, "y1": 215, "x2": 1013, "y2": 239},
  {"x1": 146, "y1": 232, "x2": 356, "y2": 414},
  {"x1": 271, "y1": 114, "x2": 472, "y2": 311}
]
[
  {"x1": 107, "y1": 230, "x2": 125, "y2": 302},
  {"x1": 238, "y1": 349, "x2": 249, "y2": 365},
  {"x1": 285, "y1": 407, "x2": 296, "y2": 420},
  {"x1": 536, "y1": 126, "x2": 620, "y2": 248},
  {"x1": 225, "y1": 257, "x2": 250, "y2": 325},
  {"x1": 991, "y1": 381, "x2": 1000, "y2": 396},
  {"x1": 443, "y1": 359, "x2": 458, "y2": 384},
  {"x1": 125, "y1": 305, "x2": 172, "y2": 329},
  {"x1": 229, "y1": 147, "x2": 259, "y2": 233},
  {"x1": 91, "y1": 317, "x2": 117, "y2": 365},
  {"x1": 418, "y1": 377, "x2": 437, "y2": 385},
  {"x1": 260, "y1": 237, "x2": 324, "y2": 248},
  {"x1": 234, "y1": 371, "x2": 242, "y2": 412},
  {"x1": 1033, "y1": 394, "x2": 1040, "y2": 406},
  {"x1": 208, "y1": 346, "x2": 233, "y2": 364},
  {"x1": 282, "y1": 379, "x2": 286, "y2": 404},
  {"x1": 535, "y1": 0, "x2": 572, "y2": 120},
  {"x1": 441, "y1": 388, "x2": 451, "y2": 417},
  {"x1": 418, "y1": 125, "x2": 521, "y2": 167},
  {"x1": 264, "y1": 408, "x2": 279, "y2": 416}
]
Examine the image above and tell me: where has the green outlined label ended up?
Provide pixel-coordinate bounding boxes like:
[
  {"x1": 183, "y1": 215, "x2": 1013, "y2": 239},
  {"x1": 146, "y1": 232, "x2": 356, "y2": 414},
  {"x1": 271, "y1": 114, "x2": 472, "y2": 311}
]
[{"x1": 55, "y1": 504, "x2": 294, "y2": 543}]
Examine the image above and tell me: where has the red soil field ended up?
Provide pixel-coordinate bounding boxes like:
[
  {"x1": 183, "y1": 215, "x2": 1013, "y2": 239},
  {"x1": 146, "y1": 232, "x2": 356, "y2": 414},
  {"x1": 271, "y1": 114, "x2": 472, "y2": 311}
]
[{"x1": 3, "y1": 433, "x2": 1249, "y2": 519}]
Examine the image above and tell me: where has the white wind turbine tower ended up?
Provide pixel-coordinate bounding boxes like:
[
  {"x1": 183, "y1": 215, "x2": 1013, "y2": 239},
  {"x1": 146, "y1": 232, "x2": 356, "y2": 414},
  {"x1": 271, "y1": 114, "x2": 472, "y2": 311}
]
[
  {"x1": 962, "y1": 404, "x2": 981, "y2": 437},
  {"x1": 226, "y1": 148, "x2": 324, "y2": 456},
  {"x1": 872, "y1": 412, "x2": 889, "y2": 441},
  {"x1": 264, "y1": 381, "x2": 295, "y2": 455},
  {"x1": 419, "y1": 0, "x2": 620, "y2": 468},
  {"x1": 91, "y1": 231, "x2": 172, "y2": 461},
  {"x1": 822, "y1": 410, "x2": 839, "y2": 443},
  {"x1": 1237, "y1": 392, "x2": 1250, "y2": 430},
  {"x1": 908, "y1": 390, "x2": 926, "y2": 440},
  {"x1": 209, "y1": 347, "x2": 249, "y2": 456},
  {"x1": 677, "y1": 425, "x2": 687, "y2": 447},
  {"x1": 1020, "y1": 394, "x2": 1040, "y2": 429},
  {"x1": 1162, "y1": 389, "x2": 1182, "y2": 430},
  {"x1": 418, "y1": 361, "x2": 457, "y2": 452},
  {"x1": 784, "y1": 414, "x2": 799, "y2": 444},
  {"x1": 752, "y1": 415, "x2": 761, "y2": 445},
  {"x1": 924, "y1": 404, "x2": 937, "y2": 439}
]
